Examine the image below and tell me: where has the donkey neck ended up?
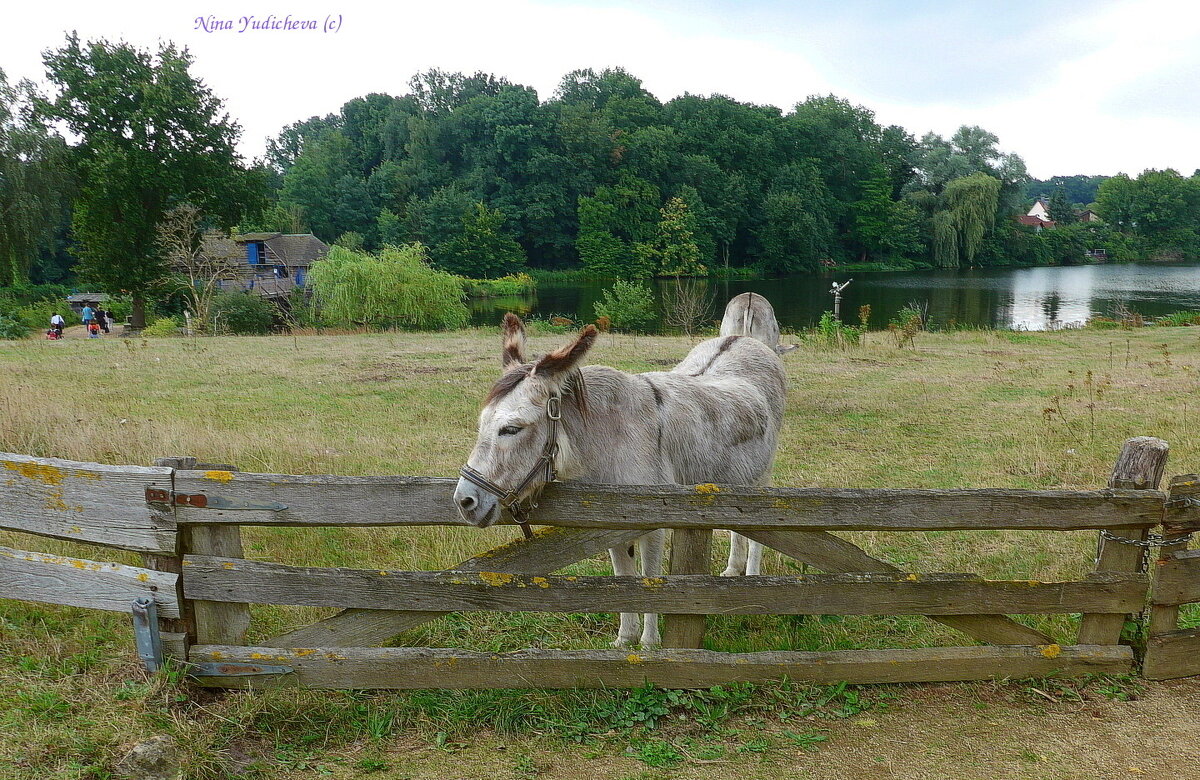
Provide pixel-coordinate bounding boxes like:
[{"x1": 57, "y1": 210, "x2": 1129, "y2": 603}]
[{"x1": 555, "y1": 366, "x2": 664, "y2": 485}]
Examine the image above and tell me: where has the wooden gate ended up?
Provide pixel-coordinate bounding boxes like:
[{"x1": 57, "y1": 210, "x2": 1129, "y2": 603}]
[{"x1": 2, "y1": 438, "x2": 1197, "y2": 690}]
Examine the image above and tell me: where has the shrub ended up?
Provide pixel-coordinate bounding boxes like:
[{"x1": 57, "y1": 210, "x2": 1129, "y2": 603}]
[
  {"x1": 593, "y1": 280, "x2": 656, "y2": 332},
  {"x1": 142, "y1": 316, "x2": 182, "y2": 337},
  {"x1": 888, "y1": 301, "x2": 928, "y2": 347},
  {"x1": 1157, "y1": 310, "x2": 1200, "y2": 327},
  {"x1": 0, "y1": 314, "x2": 29, "y2": 339},
  {"x1": 459, "y1": 273, "x2": 536, "y2": 298},
  {"x1": 813, "y1": 311, "x2": 861, "y2": 348},
  {"x1": 209, "y1": 291, "x2": 276, "y2": 335},
  {"x1": 12, "y1": 299, "x2": 79, "y2": 332}
]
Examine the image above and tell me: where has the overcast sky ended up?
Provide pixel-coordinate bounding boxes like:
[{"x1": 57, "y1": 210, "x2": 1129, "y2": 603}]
[{"x1": 4, "y1": 0, "x2": 1199, "y2": 179}]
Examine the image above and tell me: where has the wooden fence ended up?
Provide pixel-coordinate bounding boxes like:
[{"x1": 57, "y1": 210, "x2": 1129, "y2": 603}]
[{"x1": 1, "y1": 438, "x2": 1198, "y2": 690}]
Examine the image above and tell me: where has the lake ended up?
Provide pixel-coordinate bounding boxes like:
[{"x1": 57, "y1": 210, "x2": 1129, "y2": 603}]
[{"x1": 468, "y1": 263, "x2": 1200, "y2": 332}]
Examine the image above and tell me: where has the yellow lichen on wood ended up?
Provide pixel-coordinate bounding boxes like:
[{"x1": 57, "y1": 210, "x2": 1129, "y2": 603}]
[
  {"x1": 294, "y1": 649, "x2": 316, "y2": 656},
  {"x1": 203, "y1": 470, "x2": 235, "y2": 483},
  {"x1": 532, "y1": 577, "x2": 550, "y2": 588},
  {"x1": 478, "y1": 571, "x2": 515, "y2": 586},
  {"x1": 3, "y1": 460, "x2": 65, "y2": 485},
  {"x1": 904, "y1": 573, "x2": 920, "y2": 582},
  {"x1": 694, "y1": 483, "x2": 720, "y2": 494},
  {"x1": 1040, "y1": 644, "x2": 1062, "y2": 659},
  {"x1": 641, "y1": 577, "x2": 666, "y2": 587},
  {"x1": 626, "y1": 654, "x2": 643, "y2": 664}
]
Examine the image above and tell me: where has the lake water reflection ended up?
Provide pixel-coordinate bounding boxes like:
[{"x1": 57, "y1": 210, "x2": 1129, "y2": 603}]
[{"x1": 468, "y1": 263, "x2": 1200, "y2": 332}]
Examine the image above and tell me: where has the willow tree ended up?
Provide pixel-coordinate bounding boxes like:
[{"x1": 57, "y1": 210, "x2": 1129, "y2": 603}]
[
  {"x1": 306, "y1": 243, "x2": 468, "y2": 330},
  {"x1": 934, "y1": 172, "x2": 1000, "y2": 267},
  {"x1": 0, "y1": 70, "x2": 71, "y2": 285}
]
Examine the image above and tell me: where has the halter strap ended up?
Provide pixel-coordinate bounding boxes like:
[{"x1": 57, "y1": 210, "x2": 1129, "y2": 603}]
[{"x1": 459, "y1": 393, "x2": 561, "y2": 540}]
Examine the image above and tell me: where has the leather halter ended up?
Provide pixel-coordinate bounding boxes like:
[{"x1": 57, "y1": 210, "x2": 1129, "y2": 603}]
[{"x1": 459, "y1": 394, "x2": 561, "y2": 540}]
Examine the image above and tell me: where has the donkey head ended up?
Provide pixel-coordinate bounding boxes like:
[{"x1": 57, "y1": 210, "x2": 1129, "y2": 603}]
[{"x1": 454, "y1": 313, "x2": 596, "y2": 528}]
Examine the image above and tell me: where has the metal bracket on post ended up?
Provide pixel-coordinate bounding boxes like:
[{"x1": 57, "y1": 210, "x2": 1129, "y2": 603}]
[{"x1": 131, "y1": 597, "x2": 164, "y2": 673}]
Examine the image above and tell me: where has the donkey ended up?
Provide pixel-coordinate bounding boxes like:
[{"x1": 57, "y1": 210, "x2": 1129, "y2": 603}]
[
  {"x1": 717, "y1": 292, "x2": 792, "y2": 576},
  {"x1": 454, "y1": 307, "x2": 786, "y2": 648},
  {"x1": 720, "y1": 291, "x2": 797, "y2": 354}
]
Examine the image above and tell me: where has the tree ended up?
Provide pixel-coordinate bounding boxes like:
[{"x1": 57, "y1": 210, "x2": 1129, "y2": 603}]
[
  {"x1": 935, "y1": 173, "x2": 1001, "y2": 267},
  {"x1": 376, "y1": 208, "x2": 405, "y2": 245},
  {"x1": 156, "y1": 203, "x2": 240, "y2": 333},
  {"x1": 1095, "y1": 174, "x2": 1138, "y2": 231},
  {"x1": 0, "y1": 69, "x2": 72, "y2": 285},
  {"x1": 757, "y1": 163, "x2": 834, "y2": 273},
  {"x1": 39, "y1": 33, "x2": 262, "y2": 325},
  {"x1": 1048, "y1": 187, "x2": 1075, "y2": 224},
  {"x1": 852, "y1": 168, "x2": 923, "y2": 263},
  {"x1": 306, "y1": 243, "x2": 468, "y2": 330},
  {"x1": 436, "y1": 202, "x2": 526, "y2": 278},
  {"x1": 644, "y1": 196, "x2": 705, "y2": 276}
]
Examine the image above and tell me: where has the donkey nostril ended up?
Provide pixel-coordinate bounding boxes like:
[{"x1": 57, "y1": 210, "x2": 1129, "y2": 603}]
[{"x1": 459, "y1": 495, "x2": 477, "y2": 510}]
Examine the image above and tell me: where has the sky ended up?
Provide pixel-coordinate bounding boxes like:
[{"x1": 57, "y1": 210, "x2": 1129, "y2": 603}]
[{"x1": 3, "y1": 0, "x2": 1199, "y2": 179}]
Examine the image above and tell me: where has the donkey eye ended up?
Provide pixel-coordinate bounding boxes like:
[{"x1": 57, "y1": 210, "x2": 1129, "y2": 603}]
[{"x1": 498, "y1": 425, "x2": 523, "y2": 436}]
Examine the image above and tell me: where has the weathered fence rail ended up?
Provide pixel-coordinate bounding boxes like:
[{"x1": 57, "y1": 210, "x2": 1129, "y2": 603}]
[
  {"x1": 170, "y1": 470, "x2": 1166, "y2": 530},
  {"x1": 2, "y1": 438, "x2": 1198, "y2": 690}
]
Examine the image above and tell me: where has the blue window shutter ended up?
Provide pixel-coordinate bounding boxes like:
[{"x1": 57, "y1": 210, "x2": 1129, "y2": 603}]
[
  {"x1": 247, "y1": 242, "x2": 259, "y2": 264},
  {"x1": 296, "y1": 267, "x2": 306, "y2": 286}
]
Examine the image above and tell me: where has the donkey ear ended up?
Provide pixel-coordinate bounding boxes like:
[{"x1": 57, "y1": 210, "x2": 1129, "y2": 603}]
[
  {"x1": 501, "y1": 312, "x2": 527, "y2": 369},
  {"x1": 534, "y1": 325, "x2": 597, "y2": 379}
]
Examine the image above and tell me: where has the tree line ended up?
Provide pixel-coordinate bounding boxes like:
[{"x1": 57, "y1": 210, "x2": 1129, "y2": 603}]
[{"x1": 4, "y1": 34, "x2": 1200, "y2": 328}]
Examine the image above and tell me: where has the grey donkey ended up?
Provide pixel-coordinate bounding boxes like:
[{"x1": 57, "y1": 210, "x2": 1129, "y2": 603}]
[{"x1": 454, "y1": 306, "x2": 786, "y2": 648}]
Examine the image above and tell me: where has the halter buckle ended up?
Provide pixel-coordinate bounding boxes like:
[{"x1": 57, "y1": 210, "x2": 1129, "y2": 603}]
[{"x1": 546, "y1": 394, "x2": 561, "y2": 421}]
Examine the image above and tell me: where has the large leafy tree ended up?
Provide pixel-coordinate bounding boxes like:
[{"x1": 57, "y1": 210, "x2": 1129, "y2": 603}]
[
  {"x1": 757, "y1": 163, "x2": 834, "y2": 273},
  {"x1": 852, "y1": 165, "x2": 922, "y2": 262},
  {"x1": 436, "y1": 202, "x2": 526, "y2": 278},
  {"x1": 40, "y1": 33, "x2": 262, "y2": 324}
]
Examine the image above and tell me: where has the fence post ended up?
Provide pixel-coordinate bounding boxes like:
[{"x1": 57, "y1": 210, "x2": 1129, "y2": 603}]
[
  {"x1": 156, "y1": 456, "x2": 251, "y2": 647},
  {"x1": 1077, "y1": 437, "x2": 1168, "y2": 646},
  {"x1": 662, "y1": 529, "x2": 711, "y2": 648},
  {"x1": 142, "y1": 457, "x2": 193, "y2": 660},
  {"x1": 1148, "y1": 475, "x2": 1198, "y2": 637}
]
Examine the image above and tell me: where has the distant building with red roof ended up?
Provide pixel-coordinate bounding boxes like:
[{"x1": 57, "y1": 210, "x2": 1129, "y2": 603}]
[{"x1": 1015, "y1": 214, "x2": 1056, "y2": 231}]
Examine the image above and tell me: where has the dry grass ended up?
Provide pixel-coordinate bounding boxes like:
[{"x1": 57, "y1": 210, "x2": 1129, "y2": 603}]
[{"x1": 2, "y1": 325, "x2": 1199, "y2": 778}]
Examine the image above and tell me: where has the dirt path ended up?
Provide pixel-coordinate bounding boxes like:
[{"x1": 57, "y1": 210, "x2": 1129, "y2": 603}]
[
  {"x1": 321, "y1": 679, "x2": 1200, "y2": 780},
  {"x1": 58, "y1": 323, "x2": 126, "y2": 339}
]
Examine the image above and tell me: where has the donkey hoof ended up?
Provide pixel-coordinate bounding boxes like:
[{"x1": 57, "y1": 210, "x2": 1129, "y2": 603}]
[
  {"x1": 720, "y1": 568, "x2": 742, "y2": 577},
  {"x1": 611, "y1": 638, "x2": 635, "y2": 649}
]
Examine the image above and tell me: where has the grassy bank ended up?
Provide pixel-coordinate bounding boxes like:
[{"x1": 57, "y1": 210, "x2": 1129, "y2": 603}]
[{"x1": 1, "y1": 326, "x2": 1199, "y2": 778}]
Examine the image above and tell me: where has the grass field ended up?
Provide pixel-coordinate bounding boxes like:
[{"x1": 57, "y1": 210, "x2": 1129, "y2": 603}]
[{"x1": 1, "y1": 324, "x2": 1199, "y2": 779}]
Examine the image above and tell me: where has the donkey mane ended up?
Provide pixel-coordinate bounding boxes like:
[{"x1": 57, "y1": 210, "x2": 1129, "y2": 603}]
[{"x1": 483, "y1": 365, "x2": 589, "y2": 415}]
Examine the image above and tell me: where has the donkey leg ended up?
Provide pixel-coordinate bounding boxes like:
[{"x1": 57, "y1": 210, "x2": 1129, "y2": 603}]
[
  {"x1": 745, "y1": 539, "x2": 764, "y2": 576},
  {"x1": 723, "y1": 531, "x2": 749, "y2": 576},
  {"x1": 638, "y1": 529, "x2": 668, "y2": 649},
  {"x1": 610, "y1": 541, "x2": 641, "y2": 648}
]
